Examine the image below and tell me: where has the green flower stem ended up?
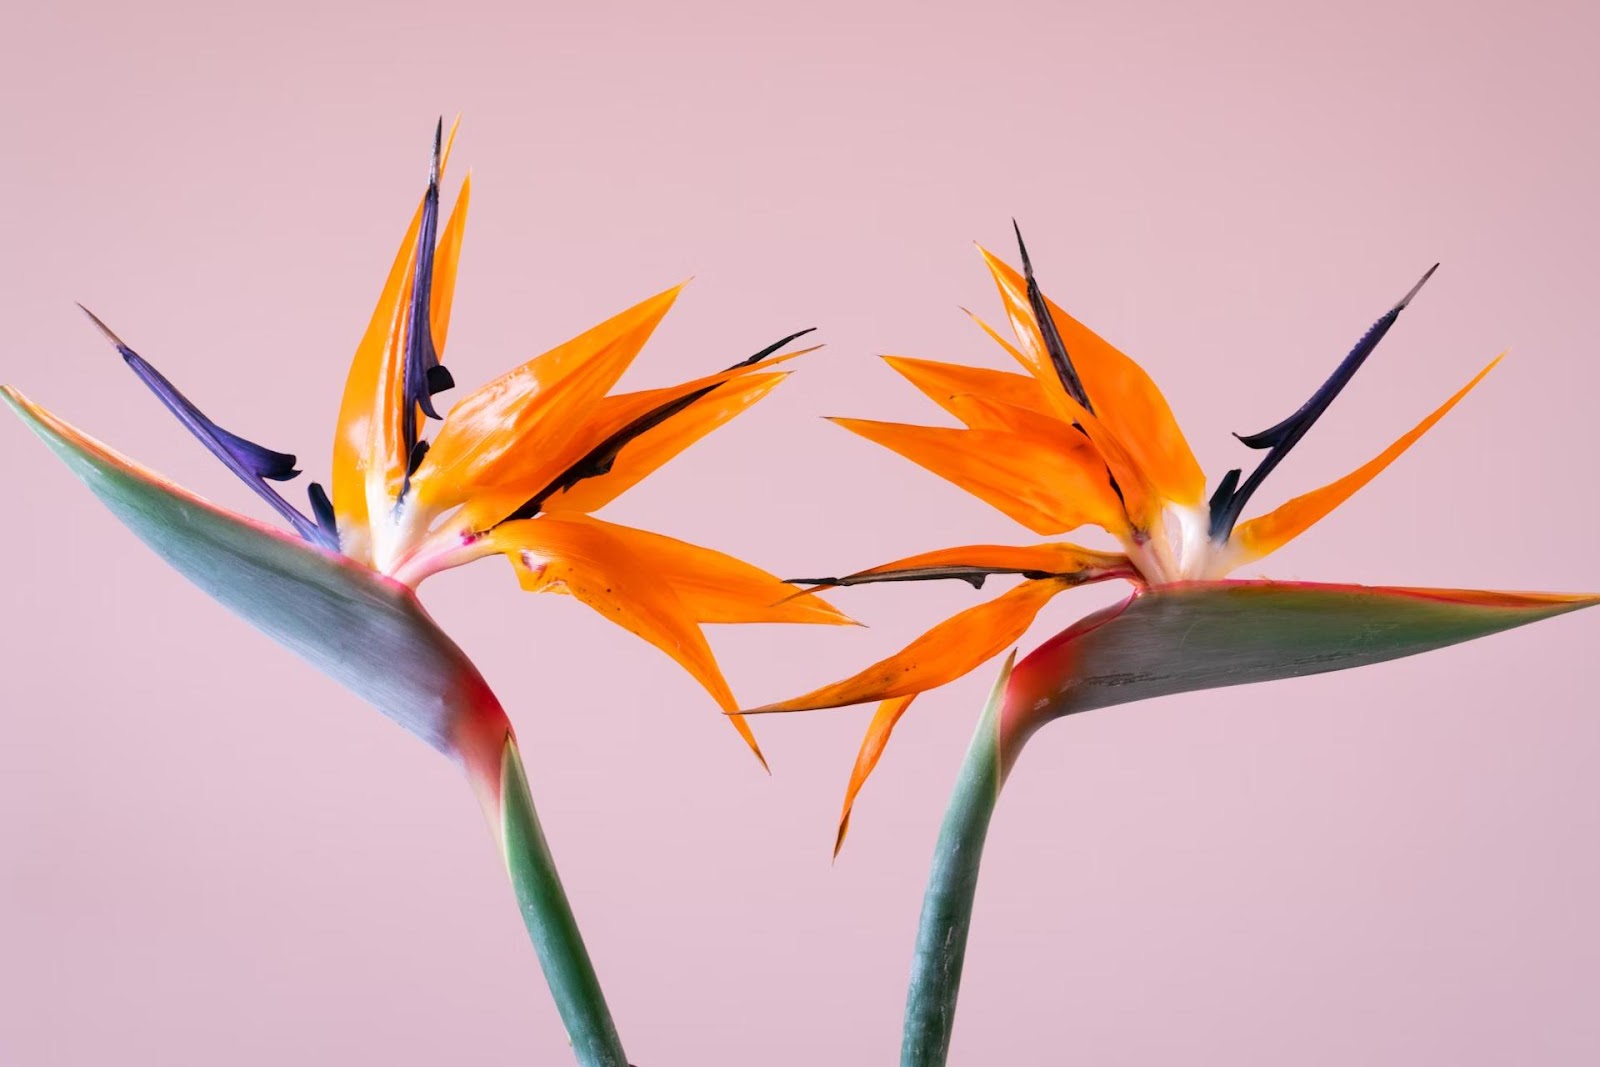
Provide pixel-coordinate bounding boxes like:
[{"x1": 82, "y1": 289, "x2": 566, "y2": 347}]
[
  {"x1": 901, "y1": 654, "x2": 1015, "y2": 1067},
  {"x1": 498, "y1": 738, "x2": 629, "y2": 1067},
  {"x1": 897, "y1": 582, "x2": 1600, "y2": 1065}
]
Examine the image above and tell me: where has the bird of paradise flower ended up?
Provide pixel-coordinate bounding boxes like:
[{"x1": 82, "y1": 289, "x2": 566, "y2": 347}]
[
  {"x1": 3, "y1": 121, "x2": 847, "y2": 1067},
  {"x1": 742, "y1": 227, "x2": 1598, "y2": 1066}
]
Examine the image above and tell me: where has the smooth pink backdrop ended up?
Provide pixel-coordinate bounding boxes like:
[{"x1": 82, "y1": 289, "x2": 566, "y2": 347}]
[{"x1": 4, "y1": 1, "x2": 1599, "y2": 1064}]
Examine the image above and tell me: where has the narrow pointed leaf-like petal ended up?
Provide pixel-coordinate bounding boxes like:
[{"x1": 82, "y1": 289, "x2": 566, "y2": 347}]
[
  {"x1": 363, "y1": 262, "x2": 414, "y2": 529},
  {"x1": 978, "y1": 247, "x2": 1206, "y2": 506},
  {"x1": 743, "y1": 577, "x2": 1072, "y2": 714},
  {"x1": 829, "y1": 417, "x2": 1128, "y2": 537},
  {"x1": 1229, "y1": 357, "x2": 1500, "y2": 565},
  {"x1": 880, "y1": 355, "x2": 1056, "y2": 427},
  {"x1": 965, "y1": 286, "x2": 1080, "y2": 424},
  {"x1": 792, "y1": 542, "x2": 1130, "y2": 591},
  {"x1": 1015, "y1": 371, "x2": 1160, "y2": 534},
  {"x1": 961, "y1": 308, "x2": 1158, "y2": 532},
  {"x1": 4, "y1": 387, "x2": 506, "y2": 758},
  {"x1": 539, "y1": 371, "x2": 790, "y2": 515},
  {"x1": 430, "y1": 171, "x2": 472, "y2": 357},
  {"x1": 509, "y1": 513, "x2": 849, "y2": 626},
  {"x1": 834, "y1": 693, "x2": 917, "y2": 857},
  {"x1": 941, "y1": 390, "x2": 1158, "y2": 537},
  {"x1": 489, "y1": 513, "x2": 768, "y2": 765},
  {"x1": 941, "y1": 391, "x2": 1078, "y2": 440},
  {"x1": 498, "y1": 333, "x2": 814, "y2": 523},
  {"x1": 415, "y1": 285, "x2": 683, "y2": 520}
]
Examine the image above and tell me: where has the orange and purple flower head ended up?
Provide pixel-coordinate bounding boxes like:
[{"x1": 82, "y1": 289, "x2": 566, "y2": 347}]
[
  {"x1": 6, "y1": 120, "x2": 849, "y2": 771},
  {"x1": 744, "y1": 225, "x2": 1531, "y2": 850}
]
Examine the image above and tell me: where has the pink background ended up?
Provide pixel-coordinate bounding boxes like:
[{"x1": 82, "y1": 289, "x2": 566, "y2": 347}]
[{"x1": 3, "y1": 1, "x2": 1599, "y2": 1063}]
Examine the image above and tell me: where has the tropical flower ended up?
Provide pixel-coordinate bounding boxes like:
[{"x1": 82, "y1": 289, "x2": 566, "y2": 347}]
[
  {"x1": 743, "y1": 227, "x2": 1589, "y2": 853},
  {"x1": 4, "y1": 121, "x2": 845, "y2": 1067},
  {"x1": 740, "y1": 231, "x2": 1595, "y2": 1067}
]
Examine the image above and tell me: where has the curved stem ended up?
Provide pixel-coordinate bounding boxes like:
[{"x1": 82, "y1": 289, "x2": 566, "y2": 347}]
[
  {"x1": 491, "y1": 735, "x2": 629, "y2": 1067},
  {"x1": 901, "y1": 653, "x2": 1017, "y2": 1067}
]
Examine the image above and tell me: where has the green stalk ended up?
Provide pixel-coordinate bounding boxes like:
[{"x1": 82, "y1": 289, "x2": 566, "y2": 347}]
[
  {"x1": 497, "y1": 738, "x2": 629, "y2": 1067},
  {"x1": 901, "y1": 653, "x2": 1015, "y2": 1067},
  {"x1": 895, "y1": 583, "x2": 1600, "y2": 1064}
]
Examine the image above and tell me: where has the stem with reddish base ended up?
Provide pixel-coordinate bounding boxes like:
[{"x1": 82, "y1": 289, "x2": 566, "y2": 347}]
[{"x1": 461, "y1": 717, "x2": 628, "y2": 1067}]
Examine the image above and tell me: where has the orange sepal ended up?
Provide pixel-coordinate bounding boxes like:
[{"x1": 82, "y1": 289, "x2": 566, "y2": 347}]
[
  {"x1": 962, "y1": 310, "x2": 1157, "y2": 532},
  {"x1": 521, "y1": 513, "x2": 849, "y2": 626},
  {"x1": 830, "y1": 416, "x2": 1128, "y2": 538},
  {"x1": 489, "y1": 513, "x2": 788, "y2": 765},
  {"x1": 977, "y1": 246, "x2": 1206, "y2": 507},
  {"x1": 1052, "y1": 393, "x2": 1161, "y2": 535},
  {"x1": 821, "y1": 541, "x2": 1132, "y2": 586},
  {"x1": 430, "y1": 171, "x2": 472, "y2": 356},
  {"x1": 834, "y1": 694, "x2": 917, "y2": 857},
  {"x1": 1231, "y1": 357, "x2": 1501, "y2": 565},
  {"x1": 743, "y1": 576, "x2": 1072, "y2": 714},
  {"x1": 541, "y1": 357, "x2": 804, "y2": 515},
  {"x1": 880, "y1": 355, "x2": 1056, "y2": 427},
  {"x1": 414, "y1": 284, "x2": 683, "y2": 520}
]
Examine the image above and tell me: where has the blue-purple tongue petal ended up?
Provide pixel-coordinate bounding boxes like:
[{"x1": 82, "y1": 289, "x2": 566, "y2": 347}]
[
  {"x1": 1207, "y1": 264, "x2": 1438, "y2": 542},
  {"x1": 79, "y1": 305, "x2": 338, "y2": 551},
  {"x1": 307, "y1": 481, "x2": 337, "y2": 536},
  {"x1": 212, "y1": 423, "x2": 299, "y2": 481},
  {"x1": 1012, "y1": 221, "x2": 1093, "y2": 413},
  {"x1": 400, "y1": 120, "x2": 453, "y2": 463}
]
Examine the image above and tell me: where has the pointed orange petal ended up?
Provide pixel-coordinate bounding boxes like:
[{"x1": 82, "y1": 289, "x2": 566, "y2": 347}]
[
  {"x1": 362, "y1": 254, "x2": 418, "y2": 534},
  {"x1": 977, "y1": 379, "x2": 1160, "y2": 535},
  {"x1": 330, "y1": 134, "x2": 462, "y2": 548},
  {"x1": 975, "y1": 248, "x2": 1071, "y2": 404},
  {"x1": 834, "y1": 693, "x2": 917, "y2": 856},
  {"x1": 964, "y1": 310, "x2": 1158, "y2": 531},
  {"x1": 415, "y1": 285, "x2": 683, "y2": 521},
  {"x1": 441, "y1": 115, "x2": 462, "y2": 178},
  {"x1": 430, "y1": 171, "x2": 471, "y2": 357},
  {"x1": 978, "y1": 247, "x2": 1206, "y2": 506},
  {"x1": 1232, "y1": 357, "x2": 1502, "y2": 564},
  {"x1": 821, "y1": 541, "x2": 1131, "y2": 586},
  {"x1": 544, "y1": 371, "x2": 789, "y2": 514},
  {"x1": 330, "y1": 212, "x2": 416, "y2": 550},
  {"x1": 830, "y1": 416, "x2": 1128, "y2": 538},
  {"x1": 526, "y1": 513, "x2": 849, "y2": 626},
  {"x1": 1047, "y1": 392, "x2": 1162, "y2": 534},
  {"x1": 744, "y1": 577, "x2": 1071, "y2": 714},
  {"x1": 532, "y1": 346, "x2": 811, "y2": 517},
  {"x1": 880, "y1": 355, "x2": 1056, "y2": 427},
  {"x1": 942, "y1": 389, "x2": 1083, "y2": 444},
  {"x1": 488, "y1": 513, "x2": 766, "y2": 764},
  {"x1": 964, "y1": 304, "x2": 1076, "y2": 420}
]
